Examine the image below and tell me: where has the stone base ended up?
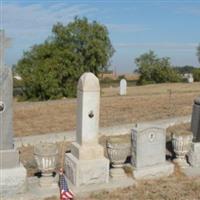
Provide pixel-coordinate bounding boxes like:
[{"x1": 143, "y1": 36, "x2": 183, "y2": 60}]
[
  {"x1": 0, "y1": 163, "x2": 27, "y2": 197},
  {"x1": 133, "y1": 162, "x2": 174, "y2": 180},
  {"x1": 64, "y1": 153, "x2": 109, "y2": 187},
  {"x1": 0, "y1": 149, "x2": 19, "y2": 169},
  {"x1": 110, "y1": 168, "x2": 127, "y2": 179},
  {"x1": 68, "y1": 176, "x2": 136, "y2": 197},
  {"x1": 182, "y1": 166, "x2": 200, "y2": 177},
  {"x1": 188, "y1": 142, "x2": 200, "y2": 167},
  {"x1": 173, "y1": 158, "x2": 190, "y2": 168},
  {"x1": 39, "y1": 176, "x2": 58, "y2": 187},
  {"x1": 71, "y1": 142, "x2": 105, "y2": 160}
]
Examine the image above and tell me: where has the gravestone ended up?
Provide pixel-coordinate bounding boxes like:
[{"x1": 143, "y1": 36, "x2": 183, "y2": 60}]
[
  {"x1": 0, "y1": 31, "x2": 26, "y2": 197},
  {"x1": 0, "y1": 68, "x2": 14, "y2": 151},
  {"x1": 188, "y1": 97, "x2": 200, "y2": 167},
  {"x1": 119, "y1": 79, "x2": 127, "y2": 96},
  {"x1": 131, "y1": 127, "x2": 174, "y2": 179},
  {"x1": 188, "y1": 74, "x2": 194, "y2": 83},
  {"x1": 65, "y1": 72, "x2": 109, "y2": 187}
]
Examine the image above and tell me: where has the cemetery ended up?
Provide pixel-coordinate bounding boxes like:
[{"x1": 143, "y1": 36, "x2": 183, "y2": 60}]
[
  {"x1": 0, "y1": 3, "x2": 200, "y2": 199},
  {"x1": 1, "y1": 61, "x2": 200, "y2": 199}
]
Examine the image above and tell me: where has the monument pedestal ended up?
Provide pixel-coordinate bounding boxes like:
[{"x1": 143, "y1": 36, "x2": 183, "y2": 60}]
[
  {"x1": 0, "y1": 149, "x2": 20, "y2": 168},
  {"x1": 65, "y1": 142, "x2": 109, "y2": 187},
  {"x1": 64, "y1": 73, "x2": 109, "y2": 187},
  {"x1": 188, "y1": 142, "x2": 200, "y2": 167},
  {"x1": 0, "y1": 149, "x2": 27, "y2": 197},
  {"x1": 133, "y1": 162, "x2": 174, "y2": 180},
  {"x1": 0, "y1": 163, "x2": 27, "y2": 197}
]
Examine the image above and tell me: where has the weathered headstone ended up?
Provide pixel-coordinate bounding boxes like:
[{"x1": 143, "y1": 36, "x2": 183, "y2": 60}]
[
  {"x1": 131, "y1": 127, "x2": 174, "y2": 179},
  {"x1": 188, "y1": 97, "x2": 200, "y2": 167},
  {"x1": 188, "y1": 74, "x2": 194, "y2": 83},
  {"x1": 65, "y1": 72, "x2": 109, "y2": 187},
  {"x1": 191, "y1": 97, "x2": 200, "y2": 142},
  {"x1": 119, "y1": 79, "x2": 127, "y2": 96},
  {"x1": 0, "y1": 31, "x2": 26, "y2": 197},
  {"x1": 0, "y1": 68, "x2": 14, "y2": 151},
  {"x1": 0, "y1": 30, "x2": 11, "y2": 67}
]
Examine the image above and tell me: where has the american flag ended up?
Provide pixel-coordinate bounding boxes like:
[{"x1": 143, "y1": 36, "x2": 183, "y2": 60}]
[{"x1": 59, "y1": 169, "x2": 74, "y2": 200}]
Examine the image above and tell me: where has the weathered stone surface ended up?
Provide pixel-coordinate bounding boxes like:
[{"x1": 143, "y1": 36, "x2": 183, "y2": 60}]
[
  {"x1": 76, "y1": 73, "x2": 100, "y2": 145},
  {"x1": 133, "y1": 162, "x2": 174, "y2": 180},
  {"x1": 0, "y1": 163, "x2": 27, "y2": 197},
  {"x1": 188, "y1": 142, "x2": 200, "y2": 167},
  {"x1": 194, "y1": 97, "x2": 200, "y2": 105},
  {"x1": 131, "y1": 127, "x2": 166, "y2": 168},
  {"x1": 191, "y1": 97, "x2": 200, "y2": 142},
  {"x1": 131, "y1": 127, "x2": 174, "y2": 179},
  {"x1": 70, "y1": 142, "x2": 105, "y2": 160},
  {"x1": 119, "y1": 79, "x2": 127, "y2": 96},
  {"x1": 65, "y1": 153, "x2": 109, "y2": 186},
  {"x1": 65, "y1": 73, "x2": 109, "y2": 187},
  {"x1": 0, "y1": 149, "x2": 19, "y2": 169},
  {"x1": 0, "y1": 67, "x2": 13, "y2": 150}
]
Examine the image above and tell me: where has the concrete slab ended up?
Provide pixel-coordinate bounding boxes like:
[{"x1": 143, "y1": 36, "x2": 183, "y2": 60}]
[
  {"x1": 14, "y1": 115, "x2": 191, "y2": 148},
  {"x1": 182, "y1": 167, "x2": 200, "y2": 177},
  {"x1": 133, "y1": 162, "x2": 174, "y2": 180},
  {"x1": 0, "y1": 163, "x2": 27, "y2": 198},
  {"x1": 68, "y1": 176, "x2": 136, "y2": 197},
  {"x1": 2, "y1": 175, "x2": 136, "y2": 200}
]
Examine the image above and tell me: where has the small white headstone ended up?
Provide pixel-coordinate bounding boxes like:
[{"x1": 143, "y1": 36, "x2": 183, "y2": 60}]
[
  {"x1": 120, "y1": 79, "x2": 127, "y2": 96},
  {"x1": 188, "y1": 74, "x2": 194, "y2": 83}
]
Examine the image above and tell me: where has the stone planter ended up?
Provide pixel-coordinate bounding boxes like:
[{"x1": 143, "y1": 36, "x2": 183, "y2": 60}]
[
  {"x1": 172, "y1": 131, "x2": 192, "y2": 167},
  {"x1": 34, "y1": 143, "x2": 58, "y2": 177},
  {"x1": 106, "y1": 138, "x2": 130, "y2": 178}
]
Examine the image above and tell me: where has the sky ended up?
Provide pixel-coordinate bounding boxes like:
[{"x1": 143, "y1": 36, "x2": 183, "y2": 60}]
[{"x1": 1, "y1": 0, "x2": 200, "y2": 73}]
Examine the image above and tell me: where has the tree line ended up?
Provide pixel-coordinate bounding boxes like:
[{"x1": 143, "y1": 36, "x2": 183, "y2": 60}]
[{"x1": 14, "y1": 17, "x2": 200, "y2": 101}]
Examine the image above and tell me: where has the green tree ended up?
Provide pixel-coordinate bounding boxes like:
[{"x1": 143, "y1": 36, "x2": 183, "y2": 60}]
[
  {"x1": 135, "y1": 50, "x2": 181, "y2": 85},
  {"x1": 16, "y1": 17, "x2": 114, "y2": 101},
  {"x1": 193, "y1": 68, "x2": 200, "y2": 82}
]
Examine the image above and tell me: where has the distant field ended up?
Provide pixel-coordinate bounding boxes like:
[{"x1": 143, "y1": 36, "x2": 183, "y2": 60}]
[{"x1": 14, "y1": 82, "x2": 200, "y2": 137}]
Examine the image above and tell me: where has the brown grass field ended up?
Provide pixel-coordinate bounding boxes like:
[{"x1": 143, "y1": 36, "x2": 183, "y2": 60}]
[{"x1": 14, "y1": 82, "x2": 200, "y2": 137}]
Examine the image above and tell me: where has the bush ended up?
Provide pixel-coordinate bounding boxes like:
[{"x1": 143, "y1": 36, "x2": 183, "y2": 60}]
[
  {"x1": 135, "y1": 51, "x2": 181, "y2": 85},
  {"x1": 193, "y1": 68, "x2": 200, "y2": 82}
]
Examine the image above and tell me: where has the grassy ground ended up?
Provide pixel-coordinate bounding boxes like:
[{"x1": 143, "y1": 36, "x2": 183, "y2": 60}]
[
  {"x1": 44, "y1": 165, "x2": 200, "y2": 200},
  {"x1": 14, "y1": 82, "x2": 200, "y2": 136}
]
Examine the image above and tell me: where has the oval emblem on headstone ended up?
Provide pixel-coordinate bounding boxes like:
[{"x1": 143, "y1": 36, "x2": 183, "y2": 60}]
[
  {"x1": 88, "y1": 111, "x2": 94, "y2": 118},
  {"x1": 0, "y1": 101, "x2": 5, "y2": 113},
  {"x1": 149, "y1": 132, "x2": 156, "y2": 142}
]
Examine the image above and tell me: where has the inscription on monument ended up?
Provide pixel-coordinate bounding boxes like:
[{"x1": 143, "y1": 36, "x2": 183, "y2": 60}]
[{"x1": 0, "y1": 101, "x2": 5, "y2": 112}]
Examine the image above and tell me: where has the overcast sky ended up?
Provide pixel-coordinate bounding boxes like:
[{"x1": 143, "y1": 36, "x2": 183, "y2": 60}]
[{"x1": 1, "y1": 0, "x2": 200, "y2": 73}]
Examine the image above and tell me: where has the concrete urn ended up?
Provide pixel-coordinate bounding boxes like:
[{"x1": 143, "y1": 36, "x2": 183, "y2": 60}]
[
  {"x1": 106, "y1": 138, "x2": 130, "y2": 168},
  {"x1": 172, "y1": 131, "x2": 192, "y2": 160},
  {"x1": 34, "y1": 143, "x2": 58, "y2": 176}
]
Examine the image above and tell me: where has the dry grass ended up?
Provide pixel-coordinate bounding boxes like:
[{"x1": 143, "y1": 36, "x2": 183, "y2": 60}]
[
  {"x1": 45, "y1": 170, "x2": 200, "y2": 200},
  {"x1": 14, "y1": 82, "x2": 200, "y2": 137}
]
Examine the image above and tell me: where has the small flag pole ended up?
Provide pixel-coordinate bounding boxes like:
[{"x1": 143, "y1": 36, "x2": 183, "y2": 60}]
[{"x1": 60, "y1": 136, "x2": 66, "y2": 171}]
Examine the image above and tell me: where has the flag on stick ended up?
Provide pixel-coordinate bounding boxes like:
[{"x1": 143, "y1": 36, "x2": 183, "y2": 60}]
[{"x1": 59, "y1": 168, "x2": 74, "y2": 200}]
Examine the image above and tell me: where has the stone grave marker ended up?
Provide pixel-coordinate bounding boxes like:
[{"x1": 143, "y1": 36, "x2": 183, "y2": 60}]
[
  {"x1": 120, "y1": 79, "x2": 127, "y2": 96},
  {"x1": 65, "y1": 72, "x2": 109, "y2": 187},
  {"x1": 131, "y1": 127, "x2": 174, "y2": 179},
  {"x1": 188, "y1": 97, "x2": 200, "y2": 167},
  {"x1": 0, "y1": 31, "x2": 26, "y2": 197}
]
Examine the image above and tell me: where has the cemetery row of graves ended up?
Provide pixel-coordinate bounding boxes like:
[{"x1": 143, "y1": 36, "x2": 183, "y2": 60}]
[{"x1": 1, "y1": 65, "x2": 200, "y2": 200}]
